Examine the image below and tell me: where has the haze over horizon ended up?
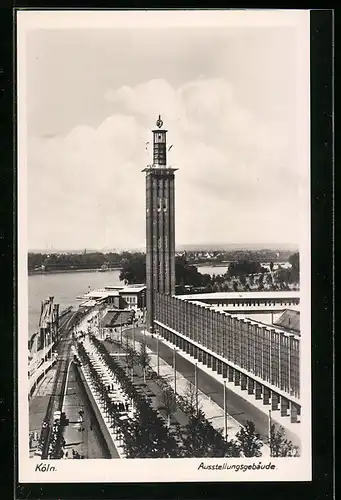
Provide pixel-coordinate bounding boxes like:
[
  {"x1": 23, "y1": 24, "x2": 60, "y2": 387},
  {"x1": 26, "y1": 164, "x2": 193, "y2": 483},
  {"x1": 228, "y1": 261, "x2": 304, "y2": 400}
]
[
  {"x1": 28, "y1": 242, "x2": 299, "y2": 254},
  {"x1": 21, "y1": 12, "x2": 309, "y2": 252}
]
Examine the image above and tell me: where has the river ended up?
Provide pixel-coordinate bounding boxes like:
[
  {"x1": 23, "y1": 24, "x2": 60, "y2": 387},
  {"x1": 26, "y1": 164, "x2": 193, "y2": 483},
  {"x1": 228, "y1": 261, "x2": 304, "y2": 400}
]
[
  {"x1": 28, "y1": 265, "x2": 226, "y2": 336},
  {"x1": 28, "y1": 270, "x2": 122, "y2": 336}
]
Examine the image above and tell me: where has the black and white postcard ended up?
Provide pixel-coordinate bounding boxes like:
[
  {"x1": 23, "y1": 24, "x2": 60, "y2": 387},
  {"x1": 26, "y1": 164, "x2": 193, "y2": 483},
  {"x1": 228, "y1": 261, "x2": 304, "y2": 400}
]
[{"x1": 17, "y1": 9, "x2": 311, "y2": 483}]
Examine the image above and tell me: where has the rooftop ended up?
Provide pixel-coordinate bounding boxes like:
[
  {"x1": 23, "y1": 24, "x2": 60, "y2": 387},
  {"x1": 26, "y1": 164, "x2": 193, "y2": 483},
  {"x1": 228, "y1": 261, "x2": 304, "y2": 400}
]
[
  {"x1": 273, "y1": 309, "x2": 300, "y2": 333},
  {"x1": 120, "y1": 285, "x2": 146, "y2": 294},
  {"x1": 177, "y1": 291, "x2": 300, "y2": 301}
]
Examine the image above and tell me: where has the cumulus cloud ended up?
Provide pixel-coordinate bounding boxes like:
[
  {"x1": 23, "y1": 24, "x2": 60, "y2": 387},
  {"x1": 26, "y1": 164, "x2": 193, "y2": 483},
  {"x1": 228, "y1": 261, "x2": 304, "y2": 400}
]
[{"x1": 27, "y1": 77, "x2": 299, "y2": 250}]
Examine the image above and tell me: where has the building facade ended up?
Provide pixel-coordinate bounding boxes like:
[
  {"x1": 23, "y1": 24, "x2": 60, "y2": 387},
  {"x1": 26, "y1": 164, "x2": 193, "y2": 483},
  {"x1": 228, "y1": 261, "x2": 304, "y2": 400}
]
[
  {"x1": 154, "y1": 291, "x2": 300, "y2": 421},
  {"x1": 144, "y1": 117, "x2": 301, "y2": 423}
]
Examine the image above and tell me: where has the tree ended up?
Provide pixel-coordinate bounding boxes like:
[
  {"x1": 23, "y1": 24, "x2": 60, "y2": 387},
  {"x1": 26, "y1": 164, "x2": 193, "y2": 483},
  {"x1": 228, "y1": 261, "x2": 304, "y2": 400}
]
[
  {"x1": 182, "y1": 380, "x2": 201, "y2": 415},
  {"x1": 233, "y1": 281, "x2": 239, "y2": 292},
  {"x1": 289, "y1": 252, "x2": 300, "y2": 283},
  {"x1": 160, "y1": 387, "x2": 177, "y2": 428},
  {"x1": 265, "y1": 273, "x2": 273, "y2": 287},
  {"x1": 270, "y1": 423, "x2": 300, "y2": 457},
  {"x1": 235, "y1": 420, "x2": 263, "y2": 457},
  {"x1": 182, "y1": 410, "x2": 240, "y2": 458},
  {"x1": 239, "y1": 274, "x2": 247, "y2": 288},
  {"x1": 119, "y1": 253, "x2": 146, "y2": 284},
  {"x1": 270, "y1": 261, "x2": 274, "y2": 272},
  {"x1": 138, "y1": 338, "x2": 150, "y2": 384},
  {"x1": 228, "y1": 260, "x2": 266, "y2": 278},
  {"x1": 257, "y1": 274, "x2": 264, "y2": 291},
  {"x1": 126, "y1": 345, "x2": 138, "y2": 380}
]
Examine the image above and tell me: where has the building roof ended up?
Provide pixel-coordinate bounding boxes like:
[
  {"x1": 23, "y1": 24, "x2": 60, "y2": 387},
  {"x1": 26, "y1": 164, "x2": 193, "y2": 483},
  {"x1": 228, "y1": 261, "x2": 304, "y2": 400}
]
[
  {"x1": 83, "y1": 289, "x2": 119, "y2": 299},
  {"x1": 178, "y1": 291, "x2": 300, "y2": 301},
  {"x1": 101, "y1": 309, "x2": 135, "y2": 328},
  {"x1": 120, "y1": 285, "x2": 146, "y2": 294},
  {"x1": 79, "y1": 300, "x2": 98, "y2": 308},
  {"x1": 273, "y1": 309, "x2": 300, "y2": 333}
]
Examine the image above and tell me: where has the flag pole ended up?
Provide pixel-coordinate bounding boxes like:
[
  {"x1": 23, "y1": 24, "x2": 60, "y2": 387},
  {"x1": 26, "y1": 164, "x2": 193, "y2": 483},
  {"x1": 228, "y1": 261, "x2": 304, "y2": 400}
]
[
  {"x1": 173, "y1": 348, "x2": 177, "y2": 395},
  {"x1": 224, "y1": 380, "x2": 227, "y2": 441}
]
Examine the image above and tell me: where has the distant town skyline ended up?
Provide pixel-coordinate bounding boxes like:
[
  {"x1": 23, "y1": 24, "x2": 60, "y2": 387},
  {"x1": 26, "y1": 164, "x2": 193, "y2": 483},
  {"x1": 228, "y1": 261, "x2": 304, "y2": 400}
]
[
  {"x1": 28, "y1": 242, "x2": 299, "y2": 254},
  {"x1": 20, "y1": 11, "x2": 309, "y2": 251}
]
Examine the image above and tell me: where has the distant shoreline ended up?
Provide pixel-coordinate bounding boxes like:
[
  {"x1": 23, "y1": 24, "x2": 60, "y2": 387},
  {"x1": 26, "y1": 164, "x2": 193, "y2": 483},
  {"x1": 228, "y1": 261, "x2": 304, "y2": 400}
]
[
  {"x1": 195, "y1": 262, "x2": 229, "y2": 268},
  {"x1": 28, "y1": 267, "x2": 123, "y2": 276}
]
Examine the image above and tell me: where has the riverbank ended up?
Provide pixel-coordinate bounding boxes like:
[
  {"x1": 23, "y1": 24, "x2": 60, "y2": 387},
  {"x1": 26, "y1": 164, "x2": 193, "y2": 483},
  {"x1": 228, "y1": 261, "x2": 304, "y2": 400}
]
[
  {"x1": 195, "y1": 262, "x2": 230, "y2": 268},
  {"x1": 28, "y1": 267, "x2": 123, "y2": 276}
]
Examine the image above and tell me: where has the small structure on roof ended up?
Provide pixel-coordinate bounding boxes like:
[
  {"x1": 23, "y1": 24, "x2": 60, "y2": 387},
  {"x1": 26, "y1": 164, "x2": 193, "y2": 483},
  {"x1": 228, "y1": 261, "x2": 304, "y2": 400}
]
[{"x1": 273, "y1": 309, "x2": 300, "y2": 334}]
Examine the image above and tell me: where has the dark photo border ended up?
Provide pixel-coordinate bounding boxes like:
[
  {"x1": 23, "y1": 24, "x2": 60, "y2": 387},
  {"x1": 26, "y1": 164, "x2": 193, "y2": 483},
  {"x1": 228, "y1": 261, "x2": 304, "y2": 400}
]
[{"x1": 0, "y1": 6, "x2": 333, "y2": 500}]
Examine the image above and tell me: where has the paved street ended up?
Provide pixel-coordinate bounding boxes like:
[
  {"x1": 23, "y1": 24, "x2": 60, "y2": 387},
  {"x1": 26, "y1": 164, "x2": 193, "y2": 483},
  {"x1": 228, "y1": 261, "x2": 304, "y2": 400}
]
[
  {"x1": 62, "y1": 362, "x2": 113, "y2": 459},
  {"x1": 122, "y1": 326, "x2": 299, "y2": 447}
]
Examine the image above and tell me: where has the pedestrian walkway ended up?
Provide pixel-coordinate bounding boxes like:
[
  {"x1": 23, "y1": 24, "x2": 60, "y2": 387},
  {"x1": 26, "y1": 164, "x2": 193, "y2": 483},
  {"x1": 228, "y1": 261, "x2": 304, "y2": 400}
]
[
  {"x1": 61, "y1": 362, "x2": 109, "y2": 459},
  {"x1": 29, "y1": 367, "x2": 58, "y2": 458},
  {"x1": 111, "y1": 349, "x2": 190, "y2": 430},
  {"x1": 112, "y1": 336, "x2": 244, "y2": 441},
  {"x1": 92, "y1": 339, "x2": 190, "y2": 431},
  {"x1": 105, "y1": 337, "x2": 271, "y2": 456}
]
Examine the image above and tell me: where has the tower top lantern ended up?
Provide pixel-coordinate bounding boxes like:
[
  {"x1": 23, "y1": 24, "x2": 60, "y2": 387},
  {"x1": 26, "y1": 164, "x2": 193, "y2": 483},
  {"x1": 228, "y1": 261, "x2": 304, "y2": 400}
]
[
  {"x1": 156, "y1": 115, "x2": 164, "y2": 129},
  {"x1": 152, "y1": 115, "x2": 167, "y2": 166}
]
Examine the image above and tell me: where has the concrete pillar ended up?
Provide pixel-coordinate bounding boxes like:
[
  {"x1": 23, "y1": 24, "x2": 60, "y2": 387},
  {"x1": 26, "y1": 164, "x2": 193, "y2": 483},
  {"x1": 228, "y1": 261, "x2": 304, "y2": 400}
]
[
  {"x1": 247, "y1": 378, "x2": 255, "y2": 395},
  {"x1": 240, "y1": 373, "x2": 247, "y2": 390},
  {"x1": 280, "y1": 396, "x2": 290, "y2": 417},
  {"x1": 212, "y1": 357, "x2": 217, "y2": 371},
  {"x1": 186, "y1": 342, "x2": 190, "y2": 354},
  {"x1": 263, "y1": 386, "x2": 271, "y2": 405},
  {"x1": 234, "y1": 371, "x2": 240, "y2": 386},
  {"x1": 207, "y1": 354, "x2": 212, "y2": 368},
  {"x1": 290, "y1": 402, "x2": 300, "y2": 423},
  {"x1": 217, "y1": 360, "x2": 223, "y2": 374},
  {"x1": 222, "y1": 363, "x2": 228, "y2": 378},
  {"x1": 202, "y1": 351, "x2": 207, "y2": 365},
  {"x1": 255, "y1": 382, "x2": 262, "y2": 400},
  {"x1": 198, "y1": 349, "x2": 203, "y2": 363},
  {"x1": 228, "y1": 366, "x2": 234, "y2": 382},
  {"x1": 271, "y1": 391, "x2": 280, "y2": 411}
]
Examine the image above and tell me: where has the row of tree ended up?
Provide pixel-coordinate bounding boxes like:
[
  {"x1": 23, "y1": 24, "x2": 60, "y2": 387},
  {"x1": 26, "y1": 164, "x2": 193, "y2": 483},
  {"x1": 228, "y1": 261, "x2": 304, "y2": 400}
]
[
  {"x1": 78, "y1": 338, "x2": 179, "y2": 458},
  {"x1": 28, "y1": 251, "x2": 142, "y2": 272},
  {"x1": 95, "y1": 334, "x2": 299, "y2": 458},
  {"x1": 28, "y1": 249, "x2": 299, "y2": 289}
]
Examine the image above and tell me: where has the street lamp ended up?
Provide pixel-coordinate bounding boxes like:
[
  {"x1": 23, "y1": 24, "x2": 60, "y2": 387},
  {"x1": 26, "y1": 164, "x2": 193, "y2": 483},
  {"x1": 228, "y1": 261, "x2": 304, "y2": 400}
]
[
  {"x1": 173, "y1": 348, "x2": 177, "y2": 395},
  {"x1": 194, "y1": 363, "x2": 198, "y2": 415},
  {"x1": 223, "y1": 380, "x2": 227, "y2": 441},
  {"x1": 156, "y1": 331, "x2": 160, "y2": 376}
]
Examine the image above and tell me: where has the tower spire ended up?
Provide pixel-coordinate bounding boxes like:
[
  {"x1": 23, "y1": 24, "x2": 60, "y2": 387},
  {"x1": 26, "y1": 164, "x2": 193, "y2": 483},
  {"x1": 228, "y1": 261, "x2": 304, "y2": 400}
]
[{"x1": 142, "y1": 117, "x2": 178, "y2": 333}]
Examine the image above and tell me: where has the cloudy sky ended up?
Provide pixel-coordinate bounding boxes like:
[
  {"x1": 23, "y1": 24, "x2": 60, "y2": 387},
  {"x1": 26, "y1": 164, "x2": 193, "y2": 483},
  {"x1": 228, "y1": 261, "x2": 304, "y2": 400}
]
[{"x1": 20, "y1": 11, "x2": 309, "y2": 251}]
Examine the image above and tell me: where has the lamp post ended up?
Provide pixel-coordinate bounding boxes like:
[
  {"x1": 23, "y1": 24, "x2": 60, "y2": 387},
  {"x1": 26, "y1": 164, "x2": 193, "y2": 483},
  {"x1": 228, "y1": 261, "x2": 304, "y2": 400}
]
[
  {"x1": 133, "y1": 321, "x2": 135, "y2": 351},
  {"x1": 223, "y1": 380, "x2": 227, "y2": 441},
  {"x1": 194, "y1": 363, "x2": 198, "y2": 415},
  {"x1": 268, "y1": 409, "x2": 272, "y2": 456},
  {"x1": 156, "y1": 334, "x2": 160, "y2": 376},
  {"x1": 173, "y1": 348, "x2": 177, "y2": 395}
]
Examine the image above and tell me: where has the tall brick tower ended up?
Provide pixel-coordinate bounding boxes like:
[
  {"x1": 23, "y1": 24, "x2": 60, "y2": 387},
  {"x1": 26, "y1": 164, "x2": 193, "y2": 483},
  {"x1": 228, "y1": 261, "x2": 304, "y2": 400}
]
[{"x1": 142, "y1": 116, "x2": 177, "y2": 333}]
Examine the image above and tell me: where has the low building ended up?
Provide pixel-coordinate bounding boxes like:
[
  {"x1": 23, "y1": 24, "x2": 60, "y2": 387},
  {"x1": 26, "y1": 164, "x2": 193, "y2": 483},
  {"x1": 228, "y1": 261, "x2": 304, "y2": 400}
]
[
  {"x1": 80, "y1": 284, "x2": 146, "y2": 311},
  {"x1": 117, "y1": 285, "x2": 146, "y2": 310}
]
